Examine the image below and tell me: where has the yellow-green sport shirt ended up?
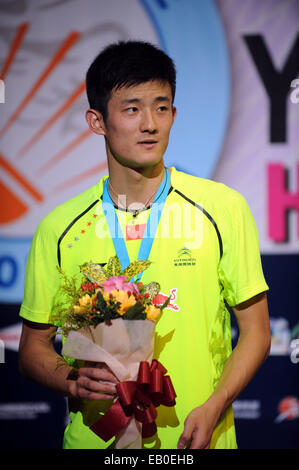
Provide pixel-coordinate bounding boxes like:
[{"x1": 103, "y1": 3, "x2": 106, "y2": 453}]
[{"x1": 19, "y1": 167, "x2": 269, "y2": 449}]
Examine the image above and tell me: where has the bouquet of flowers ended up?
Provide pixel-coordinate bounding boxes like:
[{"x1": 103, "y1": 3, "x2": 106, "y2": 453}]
[{"x1": 51, "y1": 256, "x2": 176, "y2": 449}]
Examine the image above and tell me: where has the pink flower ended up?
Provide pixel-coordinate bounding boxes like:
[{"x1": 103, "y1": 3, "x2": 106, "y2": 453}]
[
  {"x1": 101, "y1": 275, "x2": 126, "y2": 292},
  {"x1": 122, "y1": 282, "x2": 139, "y2": 295},
  {"x1": 101, "y1": 275, "x2": 139, "y2": 295}
]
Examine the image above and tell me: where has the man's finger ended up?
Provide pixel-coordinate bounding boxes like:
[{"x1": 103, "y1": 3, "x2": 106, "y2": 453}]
[
  {"x1": 80, "y1": 366, "x2": 118, "y2": 384},
  {"x1": 78, "y1": 375, "x2": 117, "y2": 394},
  {"x1": 78, "y1": 388, "x2": 115, "y2": 401},
  {"x1": 177, "y1": 436, "x2": 189, "y2": 449},
  {"x1": 177, "y1": 419, "x2": 193, "y2": 449}
]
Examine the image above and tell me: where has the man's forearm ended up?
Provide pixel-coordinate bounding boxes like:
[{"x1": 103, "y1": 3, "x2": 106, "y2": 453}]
[
  {"x1": 206, "y1": 325, "x2": 270, "y2": 420},
  {"x1": 177, "y1": 293, "x2": 271, "y2": 449},
  {"x1": 19, "y1": 322, "x2": 118, "y2": 401},
  {"x1": 19, "y1": 339, "x2": 75, "y2": 397},
  {"x1": 206, "y1": 293, "x2": 271, "y2": 420}
]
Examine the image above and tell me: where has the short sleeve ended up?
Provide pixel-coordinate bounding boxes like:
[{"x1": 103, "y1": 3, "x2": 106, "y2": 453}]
[
  {"x1": 218, "y1": 190, "x2": 269, "y2": 307},
  {"x1": 19, "y1": 217, "x2": 61, "y2": 324}
]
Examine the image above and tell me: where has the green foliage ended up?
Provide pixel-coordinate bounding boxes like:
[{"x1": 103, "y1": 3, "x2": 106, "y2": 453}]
[
  {"x1": 79, "y1": 256, "x2": 151, "y2": 283},
  {"x1": 122, "y1": 301, "x2": 146, "y2": 320},
  {"x1": 121, "y1": 259, "x2": 151, "y2": 281},
  {"x1": 96, "y1": 289, "x2": 120, "y2": 323},
  {"x1": 80, "y1": 262, "x2": 108, "y2": 284},
  {"x1": 106, "y1": 256, "x2": 122, "y2": 277},
  {"x1": 56, "y1": 265, "x2": 82, "y2": 302}
]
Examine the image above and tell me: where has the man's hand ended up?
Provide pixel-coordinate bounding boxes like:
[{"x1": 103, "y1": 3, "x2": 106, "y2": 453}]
[
  {"x1": 177, "y1": 399, "x2": 221, "y2": 449},
  {"x1": 68, "y1": 361, "x2": 118, "y2": 401}
]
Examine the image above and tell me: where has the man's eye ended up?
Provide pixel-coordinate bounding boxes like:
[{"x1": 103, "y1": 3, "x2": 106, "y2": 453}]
[
  {"x1": 126, "y1": 107, "x2": 138, "y2": 113},
  {"x1": 157, "y1": 106, "x2": 168, "y2": 112}
]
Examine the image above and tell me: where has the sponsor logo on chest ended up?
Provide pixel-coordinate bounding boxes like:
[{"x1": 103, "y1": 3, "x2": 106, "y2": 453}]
[{"x1": 173, "y1": 247, "x2": 197, "y2": 268}]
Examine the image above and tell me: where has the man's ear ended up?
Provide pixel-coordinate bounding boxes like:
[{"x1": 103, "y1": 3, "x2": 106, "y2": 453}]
[
  {"x1": 85, "y1": 109, "x2": 106, "y2": 135},
  {"x1": 172, "y1": 105, "x2": 177, "y2": 123}
]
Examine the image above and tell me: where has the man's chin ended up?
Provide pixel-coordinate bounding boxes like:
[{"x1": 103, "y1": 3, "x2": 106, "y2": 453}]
[{"x1": 113, "y1": 155, "x2": 165, "y2": 171}]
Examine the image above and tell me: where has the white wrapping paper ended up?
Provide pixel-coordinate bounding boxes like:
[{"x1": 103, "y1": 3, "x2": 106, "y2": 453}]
[{"x1": 62, "y1": 318, "x2": 156, "y2": 449}]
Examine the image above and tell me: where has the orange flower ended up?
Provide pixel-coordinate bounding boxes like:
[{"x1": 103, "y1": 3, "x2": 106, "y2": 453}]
[{"x1": 110, "y1": 289, "x2": 137, "y2": 315}]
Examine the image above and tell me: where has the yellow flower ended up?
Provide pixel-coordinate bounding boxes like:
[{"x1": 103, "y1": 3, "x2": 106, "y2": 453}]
[
  {"x1": 145, "y1": 304, "x2": 161, "y2": 322},
  {"x1": 79, "y1": 294, "x2": 92, "y2": 307},
  {"x1": 73, "y1": 305, "x2": 88, "y2": 315},
  {"x1": 110, "y1": 289, "x2": 137, "y2": 315},
  {"x1": 102, "y1": 290, "x2": 110, "y2": 302},
  {"x1": 72, "y1": 294, "x2": 92, "y2": 315}
]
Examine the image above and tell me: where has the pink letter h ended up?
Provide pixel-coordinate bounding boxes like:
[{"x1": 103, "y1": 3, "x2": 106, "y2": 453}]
[{"x1": 268, "y1": 164, "x2": 299, "y2": 242}]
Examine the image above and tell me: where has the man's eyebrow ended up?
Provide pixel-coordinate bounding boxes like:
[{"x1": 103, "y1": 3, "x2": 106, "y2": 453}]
[
  {"x1": 120, "y1": 96, "x2": 171, "y2": 105},
  {"x1": 154, "y1": 96, "x2": 171, "y2": 102},
  {"x1": 120, "y1": 98, "x2": 141, "y2": 105}
]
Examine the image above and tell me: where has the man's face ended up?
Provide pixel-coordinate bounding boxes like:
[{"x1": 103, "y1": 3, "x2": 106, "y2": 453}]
[{"x1": 100, "y1": 80, "x2": 177, "y2": 169}]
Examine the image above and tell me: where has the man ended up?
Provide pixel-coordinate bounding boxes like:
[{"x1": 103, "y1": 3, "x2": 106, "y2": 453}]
[{"x1": 18, "y1": 41, "x2": 271, "y2": 449}]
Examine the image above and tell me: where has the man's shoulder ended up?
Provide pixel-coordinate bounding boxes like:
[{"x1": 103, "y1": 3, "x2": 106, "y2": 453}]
[
  {"x1": 37, "y1": 181, "x2": 103, "y2": 235},
  {"x1": 172, "y1": 168, "x2": 254, "y2": 244},
  {"x1": 172, "y1": 168, "x2": 244, "y2": 208}
]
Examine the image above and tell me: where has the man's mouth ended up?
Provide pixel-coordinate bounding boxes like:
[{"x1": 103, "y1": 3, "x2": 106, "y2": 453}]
[{"x1": 137, "y1": 140, "x2": 158, "y2": 148}]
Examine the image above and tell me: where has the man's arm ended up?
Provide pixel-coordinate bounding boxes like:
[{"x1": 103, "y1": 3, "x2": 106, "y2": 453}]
[
  {"x1": 177, "y1": 292, "x2": 271, "y2": 449},
  {"x1": 19, "y1": 320, "x2": 118, "y2": 400}
]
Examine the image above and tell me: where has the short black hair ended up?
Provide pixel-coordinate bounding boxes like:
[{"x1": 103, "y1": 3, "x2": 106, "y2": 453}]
[{"x1": 86, "y1": 40, "x2": 176, "y2": 122}]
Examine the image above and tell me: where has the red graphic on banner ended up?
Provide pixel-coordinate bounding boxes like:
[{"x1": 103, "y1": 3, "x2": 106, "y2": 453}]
[
  {"x1": 0, "y1": 154, "x2": 43, "y2": 224},
  {"x1": 0, "y1": 23, "x2": 29, "y2": 81},
  {"x1": 19, "y1": 81, "x2": 87, "y2": 160},
  {"x1": 0, "y1": 23, "x2": 107, "y2": 226},
  {"x1": 0, "y1": 31, "x2": 81, "y2": 137}
]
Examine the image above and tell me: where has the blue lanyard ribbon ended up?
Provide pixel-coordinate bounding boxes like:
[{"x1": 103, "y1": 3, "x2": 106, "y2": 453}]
[{"x1": 102, "y1": 168, "x2": 170, "y2": 281}]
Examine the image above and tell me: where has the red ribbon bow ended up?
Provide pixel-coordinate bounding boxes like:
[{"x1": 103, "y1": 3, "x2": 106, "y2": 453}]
[{"x1": 90, "y1": 359, "x2": 176, "y2": 441}]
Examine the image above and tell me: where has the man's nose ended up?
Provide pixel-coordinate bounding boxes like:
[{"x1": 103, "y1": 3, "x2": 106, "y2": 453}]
[{"x1": 140, "y1": 109, "x2": 157, "y2": 133}]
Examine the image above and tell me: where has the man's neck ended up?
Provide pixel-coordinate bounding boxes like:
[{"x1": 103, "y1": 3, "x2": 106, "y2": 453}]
[{"x1": 107, "y1": 159, "x2": 166, "y2": 209}]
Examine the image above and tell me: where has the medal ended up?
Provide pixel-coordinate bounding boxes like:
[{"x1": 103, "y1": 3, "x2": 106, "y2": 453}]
[{"x1": 102, "y1": 168, "x2": 170, "y2": 281}]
